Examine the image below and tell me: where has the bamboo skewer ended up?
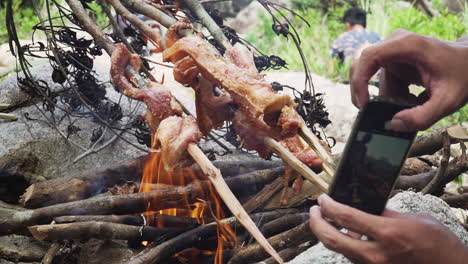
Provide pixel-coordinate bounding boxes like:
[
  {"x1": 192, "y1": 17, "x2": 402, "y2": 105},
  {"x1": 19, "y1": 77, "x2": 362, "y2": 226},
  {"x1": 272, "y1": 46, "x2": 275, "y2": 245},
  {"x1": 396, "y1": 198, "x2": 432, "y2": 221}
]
[
  {"x1": 0, "y1": 113, "x2": 17, "y2": 120},
  {"x1": 298, "y1": 127, "x2": 336, "y2": 178},
  {"x1": 187, "y1": 143, "x2": 284, "y2": 264},
  {"x1": 265, "y1": 137, "x2": 329, "y2": 192},
  {"x1": 0, "y1": 103, "x2": 11, "y2": 110}
]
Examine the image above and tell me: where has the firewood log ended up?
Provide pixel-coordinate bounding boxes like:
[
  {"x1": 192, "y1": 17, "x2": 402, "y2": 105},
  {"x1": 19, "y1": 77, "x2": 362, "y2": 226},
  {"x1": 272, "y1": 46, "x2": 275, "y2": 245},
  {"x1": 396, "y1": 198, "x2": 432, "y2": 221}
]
[
  {"x1": 227, "y1": 221, "x2": 317, "y2": 264},
  {"x1": 29, "y1": 221, "x2": 186, "y2": 242},
  {"x1": 21, "y1": 156, "x2": 281, "y2": 208},
  {"x1": 125, "y1": 209, "x2": 299, "y2": 264},
  {"x1": 54, "y1": 214, "x2": 200, "y2": 228},
  {"x1": 1, "y1": 167, "x2": 284, "y2": 235}
]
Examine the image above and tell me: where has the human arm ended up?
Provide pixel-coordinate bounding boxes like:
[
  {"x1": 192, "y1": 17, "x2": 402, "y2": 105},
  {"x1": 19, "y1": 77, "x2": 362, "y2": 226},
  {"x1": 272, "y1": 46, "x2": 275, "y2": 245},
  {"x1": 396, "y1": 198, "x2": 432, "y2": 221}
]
[
  {"x1": 350, "y1": 29, "x2": 468, "y2": 132},
  {"x1": 309, "y1": 194, "x2": 468, "y2": 264}
]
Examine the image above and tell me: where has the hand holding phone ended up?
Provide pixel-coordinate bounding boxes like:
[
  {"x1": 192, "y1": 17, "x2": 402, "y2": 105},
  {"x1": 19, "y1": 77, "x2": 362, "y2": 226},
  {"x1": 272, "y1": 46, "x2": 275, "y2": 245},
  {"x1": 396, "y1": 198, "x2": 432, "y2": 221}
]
[{"x1": 328, "y1": 97, "x2": 417, "y2": 215}]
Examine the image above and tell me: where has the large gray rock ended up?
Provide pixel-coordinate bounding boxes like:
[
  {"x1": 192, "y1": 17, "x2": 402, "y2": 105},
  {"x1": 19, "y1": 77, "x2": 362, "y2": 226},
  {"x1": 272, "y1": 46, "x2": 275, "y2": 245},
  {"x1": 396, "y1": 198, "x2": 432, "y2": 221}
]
[
  {"x1": 0, "y1": 63, "x2": 147, "y2": 190},
  {"x1": 287, "y1": 191, "x2": 468, "y2": 264}
]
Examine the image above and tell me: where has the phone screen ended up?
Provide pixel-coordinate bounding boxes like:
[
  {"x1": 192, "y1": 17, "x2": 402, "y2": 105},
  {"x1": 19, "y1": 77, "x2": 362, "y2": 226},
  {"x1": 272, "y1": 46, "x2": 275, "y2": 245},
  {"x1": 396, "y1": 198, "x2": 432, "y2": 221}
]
[
  {"x1": 331, "y1": 130, "x2": 413, "y2": 214},
  {"x1": 329, "y1": 98, "x2": 417, "y2": 215}
]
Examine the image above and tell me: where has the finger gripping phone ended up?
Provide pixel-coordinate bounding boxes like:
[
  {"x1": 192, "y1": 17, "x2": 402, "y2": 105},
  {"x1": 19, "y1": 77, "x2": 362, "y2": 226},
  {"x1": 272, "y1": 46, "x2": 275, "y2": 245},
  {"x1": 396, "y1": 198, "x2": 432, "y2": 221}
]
[{"x1": 329, "y1": 97, "x2": 417, "y2": 215}]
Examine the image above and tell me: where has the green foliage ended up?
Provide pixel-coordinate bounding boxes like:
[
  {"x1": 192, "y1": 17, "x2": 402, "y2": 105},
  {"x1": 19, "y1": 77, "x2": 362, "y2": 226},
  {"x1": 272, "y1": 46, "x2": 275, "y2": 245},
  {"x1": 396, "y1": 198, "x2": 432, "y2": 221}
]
[
  {"x1": 364, "y1": 0, "x2": 467, "y2": 41},
  {"x1": 247, "y1": 0, "x2": 467, "y2": 81},
  {"x1": 0, "y1": 1, "x2": 40, "y2": 43},
  {"x1": 434, "y1": 104, "x2": 468, "y2": 128},
  {"x1": 0, "y1": 1, "x2": 109, "y2": 43},
  {"x1": 86, "y1": 1, "x2": 109, "y2": 29},
  {"x1": 291, "y1": 0, "x2": 321, "y2": 10},
  {"x1": 246, "y1": 5, "x2": 350, "y2": 80}
]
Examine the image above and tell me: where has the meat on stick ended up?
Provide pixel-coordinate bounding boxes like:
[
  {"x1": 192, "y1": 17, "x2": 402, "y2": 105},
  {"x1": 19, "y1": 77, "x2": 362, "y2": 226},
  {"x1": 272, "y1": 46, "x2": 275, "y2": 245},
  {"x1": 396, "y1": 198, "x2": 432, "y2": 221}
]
[{"x1": 110, "y1": 43, "x2": 284, "y2": 263}]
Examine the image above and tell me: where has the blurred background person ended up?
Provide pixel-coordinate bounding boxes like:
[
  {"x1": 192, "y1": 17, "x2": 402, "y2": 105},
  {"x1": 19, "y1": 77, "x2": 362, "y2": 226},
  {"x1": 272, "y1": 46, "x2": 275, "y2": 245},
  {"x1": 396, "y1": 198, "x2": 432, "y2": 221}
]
[{"x1": 331, "y1": 7, "x2": 381, "y2": 62}]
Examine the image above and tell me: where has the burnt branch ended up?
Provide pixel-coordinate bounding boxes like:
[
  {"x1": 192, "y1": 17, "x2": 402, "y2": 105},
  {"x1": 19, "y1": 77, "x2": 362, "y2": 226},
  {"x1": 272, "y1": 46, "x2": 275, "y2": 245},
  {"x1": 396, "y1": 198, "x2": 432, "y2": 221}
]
[
  {"x1": 126, "y1": 209, "x2": 299, "y2": 264},
  {"x1": 29, "y1": 221, "x2": 185, "y2": 242},
  {"x1": 227, "y1": 221, "x2": 317, "y2": 264},
  {"x1": 421, "y1": 132, "x2": 451, "y2": 195}
]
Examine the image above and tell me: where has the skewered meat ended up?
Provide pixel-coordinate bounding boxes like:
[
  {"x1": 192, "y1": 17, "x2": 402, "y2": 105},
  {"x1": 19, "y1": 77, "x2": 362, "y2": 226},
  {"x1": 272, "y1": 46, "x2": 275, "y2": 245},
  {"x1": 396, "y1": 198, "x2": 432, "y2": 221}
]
[
  {"x1": 195, "y1": 78, "x2": 234, "y2": 135},
  {"x1": 163, "y1": 36, "x2": 295, "y2": 122},
  {"x1": 110, "y1": 43, "x2": 184, "y2": 133},
  {"x1": 110, "y1": 43, "x2": 201, "y2": 170},
  {"x1": 155, "y1": 115, "x2": 203, "y2": 171},
  {"x1": 224, "y1": 43, "x2": 263, "y2": 80},
  {"x1": 163, "y1": 36, "x2": 321, "y2": 167}
]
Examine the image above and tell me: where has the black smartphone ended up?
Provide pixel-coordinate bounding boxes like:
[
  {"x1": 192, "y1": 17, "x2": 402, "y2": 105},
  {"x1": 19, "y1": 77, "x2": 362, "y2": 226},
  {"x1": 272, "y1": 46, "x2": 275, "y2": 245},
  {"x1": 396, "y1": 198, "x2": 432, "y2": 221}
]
[{"x1": 328, "y1": 97, "x2": 417, "y2": 215}]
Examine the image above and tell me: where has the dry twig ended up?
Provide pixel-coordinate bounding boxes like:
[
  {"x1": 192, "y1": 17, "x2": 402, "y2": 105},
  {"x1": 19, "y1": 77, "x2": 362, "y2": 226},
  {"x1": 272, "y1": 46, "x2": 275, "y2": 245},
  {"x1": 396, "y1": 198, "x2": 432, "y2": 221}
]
[{"x1": 421, "y1": 132, "x2": 451, "y2": 194}]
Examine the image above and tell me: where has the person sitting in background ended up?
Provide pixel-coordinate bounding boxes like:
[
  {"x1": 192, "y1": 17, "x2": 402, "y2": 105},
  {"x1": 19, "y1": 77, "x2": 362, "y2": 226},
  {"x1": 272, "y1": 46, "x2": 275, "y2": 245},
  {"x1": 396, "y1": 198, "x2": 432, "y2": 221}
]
[{"x1": 331, "y1": 7, "x2": 381, "y2": 62}]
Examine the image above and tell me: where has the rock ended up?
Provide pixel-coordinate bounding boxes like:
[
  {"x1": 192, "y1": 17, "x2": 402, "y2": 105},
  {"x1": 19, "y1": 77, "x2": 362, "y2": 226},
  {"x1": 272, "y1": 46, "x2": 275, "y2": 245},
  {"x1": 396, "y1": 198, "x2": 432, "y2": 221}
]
[
  {"x1": 0, "y1": 235, "x2": 50, "y2": 262},
  {"x1": 265, "y1": 72, "x2": 379, "y2": 154},
  {"x1": 224, "y1": 0, "x2": 291, "y2": 34},
  {"x1": 0, "y1": 63, "x2": 147, "y2": 199},
  {"x1": 287, "y1": 191, "x2": 468, "y2": 264},
  {"x1": 78, "y1": 239, "x2": 137, "y2": 264}
]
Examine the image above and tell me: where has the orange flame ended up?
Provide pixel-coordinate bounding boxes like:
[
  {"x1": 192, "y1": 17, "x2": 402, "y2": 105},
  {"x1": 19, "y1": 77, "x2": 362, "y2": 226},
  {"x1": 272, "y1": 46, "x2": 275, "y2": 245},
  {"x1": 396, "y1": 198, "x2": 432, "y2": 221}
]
[{"x1": 139, "y1": 137, "x2": 237, "y2": 263}]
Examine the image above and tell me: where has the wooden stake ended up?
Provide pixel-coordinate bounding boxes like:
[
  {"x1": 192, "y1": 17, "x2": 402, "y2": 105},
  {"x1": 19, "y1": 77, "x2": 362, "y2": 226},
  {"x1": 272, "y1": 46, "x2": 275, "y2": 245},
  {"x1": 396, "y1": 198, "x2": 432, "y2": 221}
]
[
  {"x1": 298, "y1": 127, "x2": 335, "y2": 178},
  {"x1": 187, "y1": 143, "x2": 284, "y2": 264},
  {"x1": 265, "y1": 137, "x2": 329, "y2": 193}
]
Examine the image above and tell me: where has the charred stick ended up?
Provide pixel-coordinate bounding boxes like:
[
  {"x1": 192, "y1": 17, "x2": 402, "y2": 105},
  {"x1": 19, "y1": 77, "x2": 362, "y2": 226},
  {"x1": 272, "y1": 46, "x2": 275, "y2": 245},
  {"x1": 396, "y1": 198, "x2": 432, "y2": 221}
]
[
  {"x1": 408, "y1": 125, "x2": 456, "y2": 157},
  {"x1": 395, "y1": 157, "x2": 466, "y2": 192},
  {"x1": 54, "y1": 214, "x2": 200, "y2": 228},
  {"x1": 1, "y1": 182, "x2": 210, "y2": 235},
  {"x1": 260, "y1": 213, "x2": 309, "y2": 238},
  {"x1": 3, "y1": 167, "x2": 285, "y2": 235},
  {"x1": 20, "y1": 155, "x2": 148, "y2": 208},
  {"x1": 21, "y1": 157, "x2": 280, "y2": 208},
  {"x1": 227, "y1": 221, "x2": 317, "y2": 264},
  {"x1": 54, "y1": 215, "x2": 146, "y2": 225},
  {"x1": 187, "y1": 143, "x2": 283, "y2": 264},
  {"x1": 29, "y1": 221, "x2": 185, "y2": 242},
  {"x1": 421, "y1": 132, "x2": 451, "y2": 195},
  {"x1": 243, "y1": 171, "x2": 289, "y2": 213},
  {"x1": 442, "y1": 193, "x2": 468, "y2": 209},
  {"x1": 254, "y1": 242, "x2": 314, "y2": 264},
  {"x1": 126, "y1": 209, "x2": 298, "y2": 264}
]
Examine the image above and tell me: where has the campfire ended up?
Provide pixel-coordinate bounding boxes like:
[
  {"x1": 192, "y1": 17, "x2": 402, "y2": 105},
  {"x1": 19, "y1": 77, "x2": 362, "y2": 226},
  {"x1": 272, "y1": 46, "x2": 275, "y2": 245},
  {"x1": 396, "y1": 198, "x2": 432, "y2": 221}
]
[{"x1": 1, "y1": 0, "x2": 467, "y2": 264}]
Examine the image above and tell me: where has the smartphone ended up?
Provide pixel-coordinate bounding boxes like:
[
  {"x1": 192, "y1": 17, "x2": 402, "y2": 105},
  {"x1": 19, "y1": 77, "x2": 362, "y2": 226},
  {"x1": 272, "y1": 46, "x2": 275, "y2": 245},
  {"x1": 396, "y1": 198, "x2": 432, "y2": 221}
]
[{"x1": 328, "y1": 97, "x2": 417, "y2": 215}]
